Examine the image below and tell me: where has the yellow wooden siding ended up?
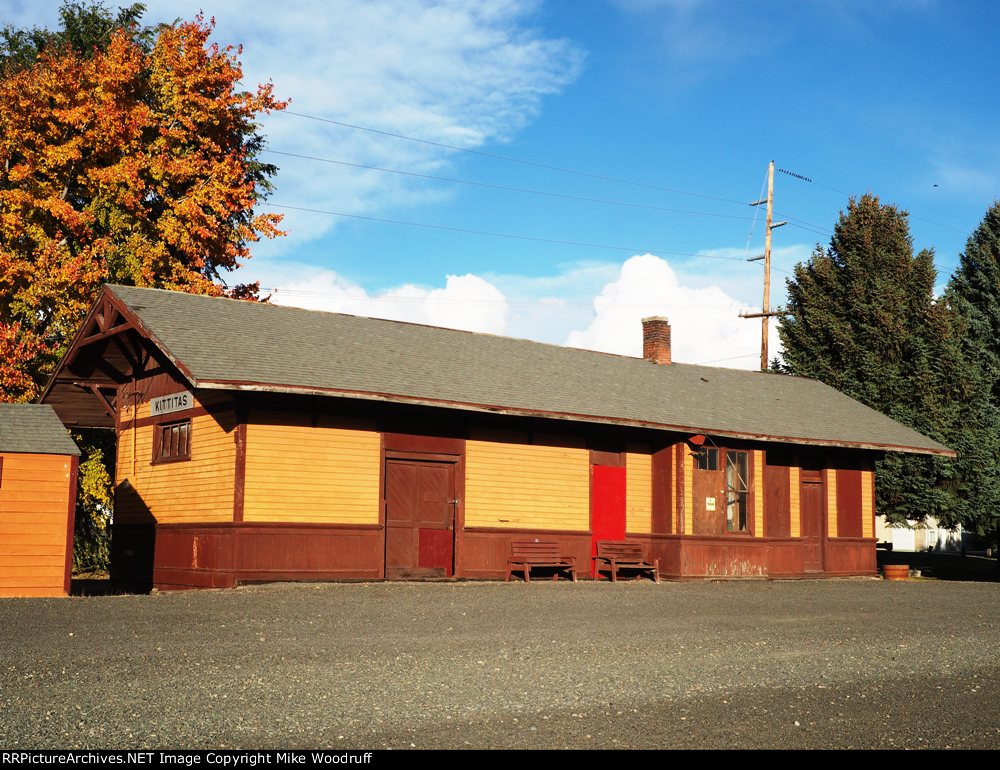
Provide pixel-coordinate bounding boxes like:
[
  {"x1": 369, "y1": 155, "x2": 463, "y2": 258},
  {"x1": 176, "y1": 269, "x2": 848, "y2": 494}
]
[
  {"x1": 625, "y1": 452, "x2": 652, "y2": 534},
  {"x1": 789, "y1": 466, "x2": 800, "y2": 538},
  {"x1": 825, "y1": 468, "x2": 838, "y2": 538},
  {"x1": 243, "y1": 412, "x2": 380, "y2": 524},
  {"x1": 861, "y1": 470, "x2": 874, "y2": 538},
  {"x1": 682, "y1": 447, "x2": 693, "y2": 535},
  {"x1": 465, "y1": 440, "x2": 590, "y2": 530},
  {"x1": 752, "y1": 450, "x2": 764, "y2": 537},
  {"x1": 0, "y1": 453, "x2": 71, "y2": 597},
  {"x1": 115, "y1": 395, "x2": 235, "y2": 524}
]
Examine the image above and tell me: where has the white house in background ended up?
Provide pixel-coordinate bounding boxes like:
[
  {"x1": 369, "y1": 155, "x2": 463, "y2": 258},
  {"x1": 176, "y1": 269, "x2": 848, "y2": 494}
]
[{"x1": 876, "y1": 515, "x2": 963, "y2": 553}]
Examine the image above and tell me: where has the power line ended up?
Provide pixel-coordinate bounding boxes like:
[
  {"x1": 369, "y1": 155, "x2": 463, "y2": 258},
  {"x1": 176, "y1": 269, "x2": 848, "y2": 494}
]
[
  {"x1": 263, "y1": 286, "x2": 743, "y2": 310},
  {"x1": 273, "y1": 113, "x2": 838, "y2": 249},
  {"x1": 776, "y1": 166, "x2": 967, "y2": 234},
  {"x1": 744, "y1": 169, "x2": 769, "y2": 259},
  {"x1": 263, "y1": 149, "x2": 758, "y2": 222},
  {"x1": 693, "y1": 352, "x2": 760, "y2": 365},
  {"x1": 779, "y1": 166, "x2": 849, "y2": 197},
  {"x1": 279, "y1": 110, "x2": 750, "y2": 206},
  {"x1": 279, "y1": 111, "x2": 971, "y2": 242},
  {"x1": 773, "y1": 211, "x2": 832, "y2": 236},
  {"x1": 781, "y1": 221, "x2": 832, "y2": 239},
  {"x1": 907, "y1": 213, "x2": 968, "y2": 234},
  {"x1": 265, "y1": 202, "x2": 794, "y2": 273}
]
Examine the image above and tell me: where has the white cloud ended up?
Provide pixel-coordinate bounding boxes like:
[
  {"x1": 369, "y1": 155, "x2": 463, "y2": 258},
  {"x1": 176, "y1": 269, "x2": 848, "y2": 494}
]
[
  {"x1": 254, "y1": 252, "x2": 786, "y2": 369},
  {"x1": 564, "y1": 254, "x2": 780, "y2": 368},
  {"x1": 675, "y1": 244, "x2": 813, "y2": 305},
  {"x1": 138, "y1": 0, "x2": 584, "y2": 256},
  {"x1": 262, "y1": 266, "x2": 508, "y2": 335},
  {"x1": 486, "y1": 260, "x2": 622, "y2": 342}
]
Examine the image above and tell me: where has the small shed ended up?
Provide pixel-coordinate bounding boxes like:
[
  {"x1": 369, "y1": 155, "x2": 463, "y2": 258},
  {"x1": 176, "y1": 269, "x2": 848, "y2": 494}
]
[{"x1": 0, "y1": 404, "x2": 80, "y2": 597}]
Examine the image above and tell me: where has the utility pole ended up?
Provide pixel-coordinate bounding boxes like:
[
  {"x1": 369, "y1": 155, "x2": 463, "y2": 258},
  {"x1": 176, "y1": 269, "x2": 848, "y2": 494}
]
[{"x1": 740, "y1": 160, "x2": 787, "y2": 370}]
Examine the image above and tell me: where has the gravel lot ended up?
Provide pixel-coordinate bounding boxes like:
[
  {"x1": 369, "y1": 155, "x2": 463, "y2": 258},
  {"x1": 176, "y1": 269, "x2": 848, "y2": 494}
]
[{"x1": 1, "y1": 579, "x2": 999, "y2": 749}]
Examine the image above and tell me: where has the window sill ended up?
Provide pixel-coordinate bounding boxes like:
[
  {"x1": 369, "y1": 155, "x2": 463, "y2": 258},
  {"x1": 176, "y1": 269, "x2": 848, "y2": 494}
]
[{"x1": 151, "y1": 455, "x2": 192, "y2": 466}]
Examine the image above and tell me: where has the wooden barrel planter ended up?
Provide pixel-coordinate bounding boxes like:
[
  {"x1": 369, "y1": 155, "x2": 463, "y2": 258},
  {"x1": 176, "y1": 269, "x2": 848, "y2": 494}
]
[{"x1": 882, "y1": 564, "x2": 909, "y2": 581}]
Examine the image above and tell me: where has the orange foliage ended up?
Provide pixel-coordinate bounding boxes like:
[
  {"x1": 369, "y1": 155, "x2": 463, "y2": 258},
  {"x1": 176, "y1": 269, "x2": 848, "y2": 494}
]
[{"x1": 0, "y1": 16, "x2": 286, "y2": 401}]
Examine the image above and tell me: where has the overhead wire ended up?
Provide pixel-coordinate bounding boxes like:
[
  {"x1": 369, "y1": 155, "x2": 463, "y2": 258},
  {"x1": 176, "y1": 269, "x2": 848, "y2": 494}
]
[
  {"x1": 260, "y1": 286, "x2": 743, "y2": 310},
  {"x1": 743, "y1": 169, "x2": 769, "y2": 259},
  {"x1": 279, "y1": 110, "x2": 751, "y2": 205},
  {"x1": 268, "y1": 112, "x2": 827, "y2": 277},
  {"x1": 277, "y1": 111, "x2": 970, "y2": 263},
  {"x1": 264, "y1": 202, "x2": 793, "y2": 274},
  {"x1": 776, "y1": 167, "x2": 967, "y2": 234},
  {"x1": 692, "y1": 352, "x2": 761, "y2": 365},
  {"x1": 263, "y1": 149, "x2": 758, "y2": 222}
]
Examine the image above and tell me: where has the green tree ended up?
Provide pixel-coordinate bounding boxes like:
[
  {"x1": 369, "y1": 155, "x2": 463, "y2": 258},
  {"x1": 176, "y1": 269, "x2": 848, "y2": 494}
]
[
  {"x1": 1, "y1": 1, "x2": 284, "y2": 573},
  {"x1": 943, "y1": 202, "x2": 1000, "y2": 552},
  {"x1": 778, "y1": 194, "x2": 964, "y2": 524},
  {"x1": 0, "y1": 1, "x2": 151, "y2": 74}
]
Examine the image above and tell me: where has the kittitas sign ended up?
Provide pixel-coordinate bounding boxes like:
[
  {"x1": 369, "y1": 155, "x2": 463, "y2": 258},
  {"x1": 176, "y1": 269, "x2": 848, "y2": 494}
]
[{"x1": 150, "y1": 391, "x2": 192, "y2": 417}]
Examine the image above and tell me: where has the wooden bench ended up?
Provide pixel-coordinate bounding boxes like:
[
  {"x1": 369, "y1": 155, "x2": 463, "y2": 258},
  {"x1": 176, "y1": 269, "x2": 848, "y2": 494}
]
[
  {"x1": 593, "y1": 540, "x2": 660, "y2": 583},
  {"x1": 506, "y1": 539, "x2": 577, "y2": 582}
]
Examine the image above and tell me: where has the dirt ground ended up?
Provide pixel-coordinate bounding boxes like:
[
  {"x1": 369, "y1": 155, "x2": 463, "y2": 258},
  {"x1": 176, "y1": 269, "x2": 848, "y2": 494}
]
[{"x1": 2, "y1": 577, "x2": 998, "y2": 749}]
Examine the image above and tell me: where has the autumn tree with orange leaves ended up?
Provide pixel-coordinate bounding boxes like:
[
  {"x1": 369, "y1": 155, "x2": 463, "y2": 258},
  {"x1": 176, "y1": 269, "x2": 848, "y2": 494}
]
[
  {"x1": 1, "y1": 2, "x2": 286, "y2": 571},
  {"x1": 0, "y1": 3, "x2": 286, "y2": 403}
]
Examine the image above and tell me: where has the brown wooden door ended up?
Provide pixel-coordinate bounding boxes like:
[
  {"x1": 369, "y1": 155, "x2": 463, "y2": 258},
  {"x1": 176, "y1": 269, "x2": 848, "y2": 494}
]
[
  {"x1": 692, "y1": 449, "x2": 725, "y2": 535},
  {"x1": 385, "y1": 459, "x2": 456, "y2": 579},
  {"x1": 800, "y1": 481, "x2": 824, "y2": 572}
]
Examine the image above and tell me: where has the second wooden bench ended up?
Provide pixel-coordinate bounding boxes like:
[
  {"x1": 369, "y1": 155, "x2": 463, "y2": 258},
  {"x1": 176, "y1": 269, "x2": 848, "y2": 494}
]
[{"x1": 593, "y1": 540, "x2": 660, "y2": 582}]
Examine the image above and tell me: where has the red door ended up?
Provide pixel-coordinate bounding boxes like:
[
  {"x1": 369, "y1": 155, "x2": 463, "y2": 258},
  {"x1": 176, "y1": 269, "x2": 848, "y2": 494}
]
[
  {"x1": 800, "y1": 481, "x2": 824, "y2": 572},
  {"x1": 591, "y1": 464, "x2": 626, "y2": 575},
  {"x1": 385, "y1": 459, "x2": 456, "y2": 579}
]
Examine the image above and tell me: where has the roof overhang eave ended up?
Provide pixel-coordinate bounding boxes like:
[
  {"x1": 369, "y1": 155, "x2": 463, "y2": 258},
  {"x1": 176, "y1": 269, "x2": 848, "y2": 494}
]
[{"x1": 195, "y1": 379, "x2": 956, "y2": 458}]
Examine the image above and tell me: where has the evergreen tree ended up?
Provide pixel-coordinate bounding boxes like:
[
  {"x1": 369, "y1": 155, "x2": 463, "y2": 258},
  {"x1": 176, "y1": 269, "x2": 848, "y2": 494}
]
[
  {"x1": 944, "y1": 202, "x2": 1000, "y2": 551},
  {"x1": 778, "y1": 194, "x2": 963, "y2": 524}
]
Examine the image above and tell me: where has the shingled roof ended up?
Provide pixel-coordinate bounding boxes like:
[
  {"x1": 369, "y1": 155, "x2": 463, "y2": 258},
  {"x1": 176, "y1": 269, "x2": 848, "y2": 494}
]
[
  {"x1": 0, "y1": 404, "x2": 80, "y2": 456},
  {"x1": 46, "y1": 284, "x2": 953, "y2": 456}
]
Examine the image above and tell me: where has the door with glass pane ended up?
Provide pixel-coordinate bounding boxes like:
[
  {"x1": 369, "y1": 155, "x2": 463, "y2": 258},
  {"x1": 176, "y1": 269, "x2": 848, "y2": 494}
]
[
  {"x1": 725, "y1": 450, "x2": 750, "y2": 533},
  {"x1": 693, "y1": 447, "x2": 752, "y2": 535}
]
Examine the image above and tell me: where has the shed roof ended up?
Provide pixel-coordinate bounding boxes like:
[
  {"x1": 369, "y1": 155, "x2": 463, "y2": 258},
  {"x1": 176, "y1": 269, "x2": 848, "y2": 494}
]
[
  {"x1": 66, "y1": 284, "x2": 949, "y2": 457},
  {"x1": 0, "y1": 404, "x2": 80, "y2": 456}
]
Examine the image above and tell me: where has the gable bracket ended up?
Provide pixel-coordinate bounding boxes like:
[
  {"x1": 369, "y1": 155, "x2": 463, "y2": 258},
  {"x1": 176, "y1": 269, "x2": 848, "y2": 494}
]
[
  {"x1": 74, "y1": 382, "x2": 118, "y2": 420},
  {"x1": 78, "y1": 321, "x2": 135, "y2": 348}
]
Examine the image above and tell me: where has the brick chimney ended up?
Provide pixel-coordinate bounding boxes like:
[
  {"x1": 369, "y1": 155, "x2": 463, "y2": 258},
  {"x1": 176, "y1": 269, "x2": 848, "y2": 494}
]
[{"x1": 642, "y1": 316, "x2": 672, "y2": 365}]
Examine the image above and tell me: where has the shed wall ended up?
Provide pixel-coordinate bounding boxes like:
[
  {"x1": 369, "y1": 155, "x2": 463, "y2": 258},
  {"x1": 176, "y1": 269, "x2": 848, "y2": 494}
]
[{"x1": 0, "y1": 453, "x2": 74, "y2": 597}]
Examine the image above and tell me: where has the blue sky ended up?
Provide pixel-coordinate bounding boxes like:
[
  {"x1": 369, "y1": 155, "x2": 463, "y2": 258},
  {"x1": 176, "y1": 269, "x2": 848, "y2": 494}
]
[{"x1": 5, "y1": 0, "x2": 999, "y2": 367}]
